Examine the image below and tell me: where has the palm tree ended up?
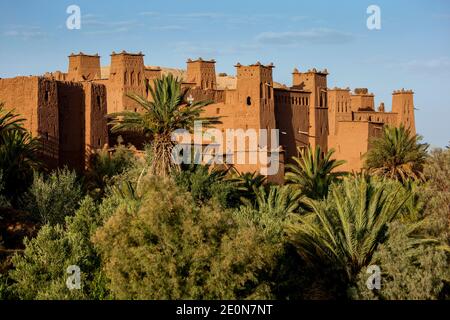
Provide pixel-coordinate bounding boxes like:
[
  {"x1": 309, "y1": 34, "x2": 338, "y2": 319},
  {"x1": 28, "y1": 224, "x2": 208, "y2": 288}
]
[
  {"x1": 0, "y1": 102, "x2": 25, "y2": 137},
  {"x1": 251, "y1": 184, "x2": 303, "y2": 216},
  {"x1": 287, "y1": 174, "x2": 411, "y2": 283},
  {"x1": 364, "y1": 125, "x2": 429, "y2": 183},
  {"x1": 227, "y1": 171, "x2": 267, "y2": 205},
  {"x1": 108, "y1": 74, "x2": 220, "y2": 177},
  {"x1": 285, "y1": 146, "x2": 345, "y2": 200},
  {"x1": 0, "y1": 130, "x2": 41, "y2": 199}
]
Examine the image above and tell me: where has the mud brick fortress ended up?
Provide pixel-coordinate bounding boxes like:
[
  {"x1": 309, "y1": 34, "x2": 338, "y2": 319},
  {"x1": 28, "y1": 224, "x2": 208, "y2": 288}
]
[{"x1": 0, "y1": 51, "x2": 416, "y2": 180}]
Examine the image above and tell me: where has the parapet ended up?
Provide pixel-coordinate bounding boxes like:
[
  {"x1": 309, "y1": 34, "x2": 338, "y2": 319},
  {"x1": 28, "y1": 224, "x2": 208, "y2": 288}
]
[
  {"x1": 69, "y1": 52, "x2": 100, "y2": 58},
  {"x1": 393, "y1": 88, "x2": 414, "y2": 94},
  {"x1": 292, "y1": 67, "x2": 328, "y2": 75},
  {"x1": 187, "y1": 57, "x2": 216, "y2": 64},
  {"x1": 235, "y1": 61, "x2": 275, "y2": 69},
  {"x1": 111, "y1": 50, "x2": 144, "y2": 57},
  {"x1": 329, "y1": 87, "x2": 351, "y2": 91}
]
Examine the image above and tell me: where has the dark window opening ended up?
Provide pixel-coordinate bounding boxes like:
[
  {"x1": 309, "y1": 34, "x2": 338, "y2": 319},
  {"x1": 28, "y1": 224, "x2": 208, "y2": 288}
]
[
  {"x1": 98, "y1": 138, "x2": 101, "y2": 146},
  {"x1": 44, "y1": 90, "x2": 49, "y2": 102},
  {"x1": 246, "y1": 97, "x2": 252, "y2": 106},
  {"x1": 97, "y1": 96, "x2": 101, "y2": 109}
]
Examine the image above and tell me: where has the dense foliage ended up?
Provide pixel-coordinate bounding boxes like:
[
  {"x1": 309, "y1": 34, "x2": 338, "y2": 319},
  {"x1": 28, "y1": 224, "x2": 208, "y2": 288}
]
[{"x1": 0, "y1": 92, "x2": 448, "y2": 301}]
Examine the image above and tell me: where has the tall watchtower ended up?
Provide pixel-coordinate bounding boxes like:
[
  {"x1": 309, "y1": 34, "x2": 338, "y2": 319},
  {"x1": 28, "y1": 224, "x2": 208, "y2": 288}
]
[
  {"x1": 186, "y1": 58, "x2": 217, "y2": 90},
  {"x1": 235, "y1": 62, "x2": 276, "y2": 131},
  {"x1": 67, "y1": 52, "x2": 101, "y2": 82},
  {"x1": 292, "y1": 68, "x2": 329, "y2": 152},
  {"x1": 392, "y1": 89, "x2": 416, "y2": 135},
  {"x1": 108, "y1": 51, "x2": 145, "y2": 113}
]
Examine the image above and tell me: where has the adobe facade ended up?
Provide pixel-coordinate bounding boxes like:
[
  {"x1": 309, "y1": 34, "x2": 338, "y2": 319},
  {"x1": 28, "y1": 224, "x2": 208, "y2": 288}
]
[{"x1": 0, "y1": 51, "x2": 416, "y2": 179}]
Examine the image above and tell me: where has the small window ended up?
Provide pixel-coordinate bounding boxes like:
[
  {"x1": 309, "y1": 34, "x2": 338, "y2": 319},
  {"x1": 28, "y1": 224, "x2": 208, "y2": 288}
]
[
  {"x1": 98, "y1": 138, "x2": 101, "y2": 146},
  {"x1": 45, "y1": 90, "x2": 49, "y2": 102},
  {"x1": 246, "y1": 97, "x2": 252, "y2": 106},
  {"x1": 216, "y1": 108, "x2": 220, "y2": 114}
]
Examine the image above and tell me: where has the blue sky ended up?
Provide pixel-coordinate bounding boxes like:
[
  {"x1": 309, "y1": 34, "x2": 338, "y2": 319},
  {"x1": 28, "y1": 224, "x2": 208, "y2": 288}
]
[{"x1": 0, "y1": 0, "x2": 449, "y2": 147}]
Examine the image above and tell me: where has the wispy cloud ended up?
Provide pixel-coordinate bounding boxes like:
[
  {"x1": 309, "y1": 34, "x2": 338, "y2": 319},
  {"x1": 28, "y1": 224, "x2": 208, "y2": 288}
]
[
  {"x1": 139, "y1": 11, "x2": 160, "y2": 17},
  {"x1": 1, "y1": 25, "x2": 47, "y2": 39},
  {"x1": 81, "y1": 14, "x2": 142, "y2": 35},
  {"x1": 149, "y1": 25, "x2": 184, "y2": 31},
  {"x1": 255, "y1": 28, "x2": 354, "y2": 46},
  {"x1": 399, "y1": 57, "x2": 450, "y2": 73}
]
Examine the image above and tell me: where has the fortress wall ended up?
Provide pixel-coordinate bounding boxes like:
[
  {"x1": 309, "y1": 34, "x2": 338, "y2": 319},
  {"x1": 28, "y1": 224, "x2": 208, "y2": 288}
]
[
  {"x1": 0, "y1": 77, "x2": 40, "y2": 136},
  {"x1": 352, "y1": 111, "x2": 398, "y2": 126},
  {"x1": 83, "y1": 82, "x2": 108, "y2": 159},
  {"x1": 57, "y1": 81, "x2": 85, "y2": 171},
  {"x1": 329, "y1": 121, "x2": 383, "y2": 172},
  {"x1": 274, "y1": 89, "x2": 310, "y2": 162},
  {"x1": 36, "y1": 78, "x2": 59, "y2": 168}
]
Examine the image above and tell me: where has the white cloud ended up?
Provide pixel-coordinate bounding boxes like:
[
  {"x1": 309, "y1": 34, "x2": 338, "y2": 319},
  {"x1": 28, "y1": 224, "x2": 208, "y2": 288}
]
[
  {"x1": 255, "y1": 28, "x2": 354, "y2": 46},
  {"x1": 400, "y1": 57, "x2": 450, "y2": 73},
  {"x1": 150, "y1": 25, "x2": 184, "y2": 31},
  {"x1": 1, "y1": 26, "x2": 46, "y2": 39}
]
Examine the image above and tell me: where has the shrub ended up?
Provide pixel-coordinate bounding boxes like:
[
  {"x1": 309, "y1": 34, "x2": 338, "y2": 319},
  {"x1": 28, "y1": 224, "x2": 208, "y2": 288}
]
[
  {"x1": 86, "y1": 145, "x2": 135, "y2": 196},
  {"x1": 93, "y1": 177, "x2": 278, "y2": 299},
  {"x1": 349, "y1": 221, "x2": 450, "y2": 300},
  {"x1": 22, "y1": 168, "x2": 83, "y2": 225},
  {"x1": 173, "y1": 164, "x2": 240, "y2": 208},
  {"x1": 9, "y1": 197, "x2": 109, "y2": 300},
  {"x1": 287, "y1": 174, "x2": 411, "y2": 284}
]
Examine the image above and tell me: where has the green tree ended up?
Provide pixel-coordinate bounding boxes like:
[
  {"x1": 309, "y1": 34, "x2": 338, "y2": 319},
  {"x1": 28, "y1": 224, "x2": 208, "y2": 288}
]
[
  {"x1": 350, "y1": 221, "x2": 449, "y2": 300},
  {"x1": 22, "y1": 168, "x2": 83, "y2": 225},
  {"x1": 108, "y1": 74, "x2": 220, "y2": 177},
  {"x1": 285, "y1": 146, "x2": 345, "y2": 200},
  {"x1": 86, "y1": 144, "x2": 135, "y2": 198},
  {"x1": 93, "y1": 177, "x2": 278, "y2": 299},
  {"x1": 0, "y1": 103, "x2": 25, "y2": 136},
  {"x1": 10, "y1": 197, "x2": 109, "y2": 300},
  {"x1": 287, "y1": 174, "x2": 411, "y2": 284},
  {"x1": 227, "y1": 171, "x2": 267, "y2": 206},
  {"x1": 364, "y1": 125, "x2": 429, "y2": 183},
  {"x1": 0, "y1": 130, "x2": 41, "y2": 201}
]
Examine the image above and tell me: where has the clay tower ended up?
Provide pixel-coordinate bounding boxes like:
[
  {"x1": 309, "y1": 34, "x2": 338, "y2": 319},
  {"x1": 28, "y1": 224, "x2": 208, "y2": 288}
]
[
  {"x1": 392, "y1": 89, "x2": 416, "y2": 135},
  {"x1": 67, "y1": 52, "x2": 101, "y2": 82},
  {"x1": 292, "y1": 68, "x2": 329, "y2": 152},
  {"x1": 108, "y1": 51, "x2": 145, "y2": 113},
  {"x1": 186, "y1": 58, "x2": 217, "y2": 90}
]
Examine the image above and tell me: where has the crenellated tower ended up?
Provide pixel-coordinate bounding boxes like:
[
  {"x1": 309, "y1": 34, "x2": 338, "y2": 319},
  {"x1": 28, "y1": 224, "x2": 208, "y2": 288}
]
[
  {"x1": 392, "y1": 89, "x2": 416, "y2": 135},
  {"x1": 292, "y1": 68, "x2": 329, "y2": 153},
  {"x1": 67, "y1": 52, "x2": 101, "y2": 82},
  {"x1": 108, "y1": 51, "x2": 145, "y2": 113},
  {"x1": 186, "y1": 58, "x2": 217, "y2": 90}
]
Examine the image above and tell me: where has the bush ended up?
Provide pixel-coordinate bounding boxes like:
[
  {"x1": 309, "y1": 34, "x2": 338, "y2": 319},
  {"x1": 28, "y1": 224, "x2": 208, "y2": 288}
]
[
  {"x1": 93, "y1": 177, "x2": 278, "y2": 299},
  {"x1": 22, "y1": 168, "x2": 83, "y2": 225},
  {"x1": 9, "y1": 197, "x2": 109, "y2": 300},
  {"x1": 350, "y1": 221, "x2": 450, "y2": 300},
  {"x1": 173, "y1": 164, "x2": 240, "y2": 208},
  {"x1": 86, "y1": 145, "x2": 135, "y2": 197}
]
